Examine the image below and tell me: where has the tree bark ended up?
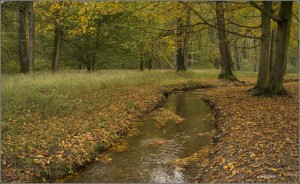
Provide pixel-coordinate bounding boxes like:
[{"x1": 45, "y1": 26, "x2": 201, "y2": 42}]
[
  {"x1": 28, "y1": 1, "x2": 34, "y2": 73},
  {"x1": 176, "y1": 18, "x2": 186, "y2": 72},
  {"x1": 52, "y1": 27, "x2": 63, "y2": 72},
  {"x1": 254, "y1": 2, "x2": 272, "y2": 90},
  {"x1": 140, "y1": 57, "x2": 144, "y2": 71},
  {"x1": 18, "y1": 2, "x2": 29, "y2": 74},
  {"x1": 233, "y1": 35, "x2": 240, "y2": 71},
  {"x1": 269, "y1": 29, "x2": 276, "y2": 72},
  {"x1": 215, "y1": 1, "x2": 236, "y2": 80},
  {"x1": 91, "y1": 19, "x2": 102, "y2": 71},
  {"x1": 267, "y1": 1, "x2": 293, "y2": 95},
  {"x1": 252, "y1": 39, "x2": 258, "y2": 72},
  {"x1": 242, "y1": 39, "x2": 247, "y2": 60},
  {"x1": 183, "y1": 4, "x2": 190, "y2": 67}
]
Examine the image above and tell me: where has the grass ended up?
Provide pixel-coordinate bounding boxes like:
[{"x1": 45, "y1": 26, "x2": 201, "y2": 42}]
[
  {"x1": 1, "y1": 69, "x2": 258, "y2": 120},
  {"x1": 1, "y1": 69, "x2": 259, "y2": 182}
]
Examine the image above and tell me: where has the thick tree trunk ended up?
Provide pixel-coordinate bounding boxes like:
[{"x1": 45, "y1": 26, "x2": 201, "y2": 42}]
[
  {"x1": 28, "y1": 1, "x2": 34, "y2": 73},
  {"x1": 254, "y1": 2, "x2": 272, "y2": 90},
  {"x1": 176, "y1": 18, "x2": 186, "y2": 72},
  {"x1": 266, "y1": 1, "x2": 293, "y2": 95},
  {"x1": 52, "y1": 27, "x2": 63, "y2": 72},
  {"x1": 18, "y1": 2, "x2": 29, "y2": 74},
  {"x1": 215, "y1": 1, "x2": 236, "y2": 80}
]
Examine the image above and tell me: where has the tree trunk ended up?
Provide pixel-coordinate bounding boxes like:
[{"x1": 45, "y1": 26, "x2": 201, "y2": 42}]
[
  {"x1": 234, "y1": 42, "x2": 240, "y2": 70},
  {"x1": 176, "y1": 18, "x2": 186, "y2": 72},
  {"x1": 252, "y1": 39, "x2": 258, "y2": 72},
  {"x1": 52, "y1": 27, "x2": 63, "y2": 72},
  {"x1": 28, "y1": 1, "x2": 34, "y2": 73},
  {"x1": 254, "y1": 2, "x2": 272, "y2": 90},
  {"x1": 148, "y1": 59, "x2": 152, "y2": 71},
  {"x1": 266, "y1": 1, "x2": 293, "y2": 95},
  {"x1": 243, "y1": 39, "x2": 247, "y2": 60},
  {"x1": 18, "y1": 2, "x2": 29, "y2": 74},
  {"x1": 269, "y1": 29, "x2": 276, "y2": 72},
  {"x1": 215, "y1": 1, "x2": 236, "y2": 80},
  {"x1": 140, "y1": 57, "x2": 144, "y2": 71},
  {"x1": 183, "y1": 4, "x2": 190, "y2": 67},
  {"x1": 91, "y1": 19, "x2": 102, "y2": 71}
]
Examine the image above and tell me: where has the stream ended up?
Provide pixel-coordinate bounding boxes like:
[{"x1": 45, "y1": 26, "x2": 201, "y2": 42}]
[{"x1": 65, "y1": 91, "x2": 214, "y2": 183}]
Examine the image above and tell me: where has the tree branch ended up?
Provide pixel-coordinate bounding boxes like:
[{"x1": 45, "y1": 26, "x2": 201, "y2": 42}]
[
  {"x1": 189, "y1": 4, "x2": 261, "y2": 39},
  {"x1": 249, "y1": 1, "x2": 282, "y2": 22}
]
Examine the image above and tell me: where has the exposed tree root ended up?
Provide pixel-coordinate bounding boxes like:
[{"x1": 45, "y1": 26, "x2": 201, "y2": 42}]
[
  {"x1": 218, "y1": 72, "x2": 238, "y2": 82},
  {"x1": 251, "y1": 87, "x2": 294, "y2": 98}
]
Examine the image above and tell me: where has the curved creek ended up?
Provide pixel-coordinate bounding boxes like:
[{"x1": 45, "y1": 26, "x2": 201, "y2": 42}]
[{"x1": 65, "y1": 91, "x2": 215, "y2": 183}]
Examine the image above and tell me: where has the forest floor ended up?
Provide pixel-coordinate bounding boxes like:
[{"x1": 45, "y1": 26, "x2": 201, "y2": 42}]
[
  {"x1": 1, "y1": 70, "x2": 298, "y2": 183},
  {"x1": 199, "y1": 79, "x2": 299, "y2": 183}
]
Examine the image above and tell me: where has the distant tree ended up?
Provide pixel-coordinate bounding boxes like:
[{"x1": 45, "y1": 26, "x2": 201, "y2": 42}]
[
  {"x1": 18, "y1": 2, "x2": 29, "y2": 73},
  {"x1": 176, "y1": 17, "x2": 186, "y2": 72},
  {"x1": 28, "y1": 1, "x2": 35, "y2": 73}
]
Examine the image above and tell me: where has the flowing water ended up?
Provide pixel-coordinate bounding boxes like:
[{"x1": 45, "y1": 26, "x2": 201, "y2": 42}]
[{"x1": 65, "y1": 91, "x2": 214, "y2": 183}]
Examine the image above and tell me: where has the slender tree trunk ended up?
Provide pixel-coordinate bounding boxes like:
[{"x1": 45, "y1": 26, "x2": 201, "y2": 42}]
[
  {"x1": 243, "y1": 39, "x2": 247, "y2": 60},
  {"x1": 148, "y1": 59, "x2": 152, "y2": 71},
  {"x1": 18, "y1": 2, "x2": 29, "y2": 74},
  {"x1": 92, "y1": 20, "x2": 101, "y2": 70},
  {"x1": 52, "y1": 27, "x2": 63, "y2": 72},
  {"x1": 252, "y1": 39, "x2": 258, "y2": 72},
  {"x1": 269, "y1": 29, "x2": 276, "y2": 72},
  {"x1": 140, "y1": 57, "x2": 144, "y2": 71},
  {"x1": 176, "y1": 18, "x2": 186, "y2": 72},
  {"x1": 234, "y1": 40, "x2": 240, "y2": 71},
  {"x1": 28, "y1": 1, "x2": 34, "y2": 73},
  {"x1": 266, "y1": 1, "x2": 293, "y2": 95},
  {"x1": 183, "y1": 4, "x2": 190, "y2": 67},
  {"x1": 215, "y1": 1, "x2": 236, "y2": 80}
]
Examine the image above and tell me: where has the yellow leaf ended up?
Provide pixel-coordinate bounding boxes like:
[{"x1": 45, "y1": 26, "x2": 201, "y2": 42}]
[
  {"x1": 34, "y1": 159, "x2": 41, "y2": 164},
  {"x1": 268, "y1": 168, "x2": 278, "y2": 172},
  {"x1": 36, "y1": 154, "x2": 44, "y2": 158},
  {"x1": 17, "y1": 155, "x2": 25, "y2": 159}
]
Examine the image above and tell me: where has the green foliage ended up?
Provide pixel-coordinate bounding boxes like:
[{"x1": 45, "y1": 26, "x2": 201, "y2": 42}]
[
  {"x1": 240, "y1": 59, "x2": 253, "y2": 71},
  {"x1": 286, "y1": 64, "x2": 299, "y2": 74}
]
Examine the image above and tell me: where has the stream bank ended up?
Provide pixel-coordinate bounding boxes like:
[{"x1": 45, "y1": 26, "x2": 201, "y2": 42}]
[{"x1": 198, "y1": 82, "x2": 299, "y2": 183}]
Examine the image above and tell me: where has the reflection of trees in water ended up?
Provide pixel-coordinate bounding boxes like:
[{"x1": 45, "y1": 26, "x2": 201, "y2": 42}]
[{"x1": 175, "y1": 93, "x2": 186, "y2": 116}]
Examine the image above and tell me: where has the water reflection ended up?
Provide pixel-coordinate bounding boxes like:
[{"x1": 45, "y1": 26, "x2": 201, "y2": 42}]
[{"x1": 65, "y1": 92, "x2": 213, "y2": 183}]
